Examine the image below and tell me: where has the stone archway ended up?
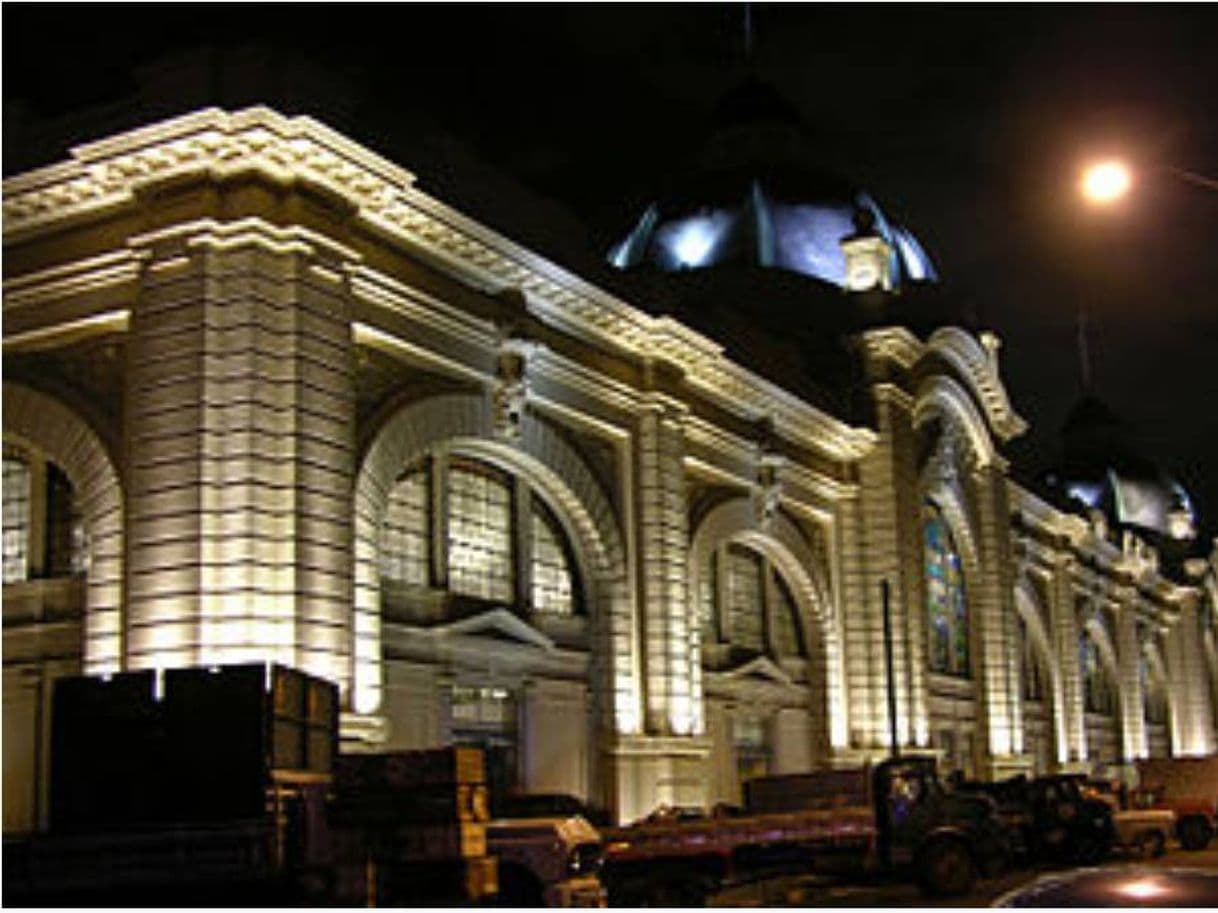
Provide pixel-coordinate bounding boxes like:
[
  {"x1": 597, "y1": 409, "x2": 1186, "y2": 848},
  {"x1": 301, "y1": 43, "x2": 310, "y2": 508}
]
[
  {"x1": 1142, "y1": 641, "x2": 1175, "y2": 757},
  {"x1": 1081, "y1": 614, "x2": 1123, "y2": 768},
  {"x1": 1015, "y1": 578, "x2": 1067, "y2": 767},
  {"x1": 352, "y1": 393, "x2": 631, "y2": 726},
  {"x1": 688, "y1": 497, "x2": 845, "y2": 754},
  {"x1": 3, "y1": 382, "x2": 124, "y2": 674}
]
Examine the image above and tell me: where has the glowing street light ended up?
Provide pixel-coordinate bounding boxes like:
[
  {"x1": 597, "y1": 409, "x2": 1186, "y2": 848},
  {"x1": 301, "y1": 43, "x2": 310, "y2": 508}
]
[
  {"x1": 1080, "y1": 159, "x2": 1132, "y2": 204},
  {"x1": 1080, "y1": 157, "x2": 1218, "y2": 206}
]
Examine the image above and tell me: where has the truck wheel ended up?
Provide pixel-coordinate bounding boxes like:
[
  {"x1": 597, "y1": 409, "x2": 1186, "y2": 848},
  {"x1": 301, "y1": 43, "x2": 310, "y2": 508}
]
[
  {"x1": 919, "y1": 840, "x2": 977, "y2": 897},
  {"x1": 1179, "y1": 816, "x2": 1214, "y2": 851},
  {"x1": 1136, "y1": 830, "x2": 1166, "y2": 859}
]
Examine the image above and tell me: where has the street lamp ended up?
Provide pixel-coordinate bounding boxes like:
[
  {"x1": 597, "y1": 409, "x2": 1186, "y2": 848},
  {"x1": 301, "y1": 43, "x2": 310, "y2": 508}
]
[
  {"x1": 1080, "y1": 160, "x2": 1132, "y2": 204},
  {"x1": 1080, "y1": 158, "x2": 1218, "y2": 205}
]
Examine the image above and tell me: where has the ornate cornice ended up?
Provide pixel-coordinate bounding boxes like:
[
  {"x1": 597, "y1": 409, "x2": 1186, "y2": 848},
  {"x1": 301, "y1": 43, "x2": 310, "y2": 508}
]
[
  {"x1": 926, "y1": 327, "x2": 1027, "y2": 441},
  {"x1": 3, "y1": 106, "x2": 874, "y2": 463},
  {"x1": 859, "y1": 326, "x2": 922, "y2": 369}
]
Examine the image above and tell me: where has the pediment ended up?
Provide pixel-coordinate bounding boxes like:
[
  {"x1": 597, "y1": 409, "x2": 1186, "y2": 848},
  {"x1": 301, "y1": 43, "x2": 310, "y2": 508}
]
[
  {"x1": 438, "y1": 608, "x2": 554, "y2": 652},
  {"x1": 723, "y1": 656, "x2": 796, "y2": 688}
]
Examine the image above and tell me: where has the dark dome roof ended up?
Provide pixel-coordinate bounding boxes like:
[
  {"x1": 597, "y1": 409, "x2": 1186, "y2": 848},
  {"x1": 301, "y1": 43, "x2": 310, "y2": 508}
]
[
  {"x1": 606, "y1": 77, "x2": 938, "y2": 289},
  {"x1": 1051, "y1": 396, "x2": 1198, "y2": 543}
]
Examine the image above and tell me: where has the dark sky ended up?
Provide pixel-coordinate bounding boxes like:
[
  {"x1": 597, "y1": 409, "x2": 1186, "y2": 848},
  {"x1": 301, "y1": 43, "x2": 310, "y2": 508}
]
[{"x1": 5, "y1": 3, "x2": 1217, "y2": 540}]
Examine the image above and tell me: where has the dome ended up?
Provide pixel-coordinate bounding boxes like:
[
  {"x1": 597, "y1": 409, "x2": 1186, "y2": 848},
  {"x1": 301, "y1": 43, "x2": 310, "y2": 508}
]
[
  {"x1": 606, "y1": 78, "x2": 938, "y2": 289},
  {"x1": 1051, "y1": 396, "x2": 1198, "y2": 542}
]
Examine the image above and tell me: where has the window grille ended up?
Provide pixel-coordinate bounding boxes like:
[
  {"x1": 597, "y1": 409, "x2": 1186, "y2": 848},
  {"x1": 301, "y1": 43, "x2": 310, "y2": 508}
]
[
  {"x1": 3, "y1": 454, "x2": 30, "y2": 584},
  {"x1": 726, "y1": 545, "x2": 764, "y2": 653},
  {"x1": 381, "y1": 467, "x2": 430, "y2": 586},
  {"x1": 447, "y1": 462, "x2": 514, "y2": 603},
  {"x1": 531, "y1": 501, "x2": 573, "y2": 615}
]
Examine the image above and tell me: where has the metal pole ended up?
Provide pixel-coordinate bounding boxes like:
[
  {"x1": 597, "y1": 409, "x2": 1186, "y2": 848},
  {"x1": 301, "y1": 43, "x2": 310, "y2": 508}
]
[{"x1": 882, "y1": 579, "x2": 899, "y2": 758}]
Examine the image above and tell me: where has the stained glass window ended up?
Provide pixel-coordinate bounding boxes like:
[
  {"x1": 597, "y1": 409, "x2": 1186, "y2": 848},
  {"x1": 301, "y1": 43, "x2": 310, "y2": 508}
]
[
  {"x1": 531, "y1": 500, "x2": 573, "y2": 615},
  {"x1": 448, "y1": 461, "x2": 514, "y2": 603},
  {"x1": 726, "y1": 545, "x2": 765, "y2": 652},
  {"x1": 3, "y1": 453, "x2": 30, "y2": 584},
  {"x1": 924, "y1": 503, "x2": 969, "y2": 676},
  {"x1": 381, "y1": 465, "x2": 430, "y2": 587}
]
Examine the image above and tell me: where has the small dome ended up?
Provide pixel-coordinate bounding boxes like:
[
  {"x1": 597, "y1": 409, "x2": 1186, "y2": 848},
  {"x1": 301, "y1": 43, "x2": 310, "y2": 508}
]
[
  {"x1": 606, "y1": 77, "x2": 937, "y2": 289},
  {"x1": 1051, "y1": 396, "x2": 1198, "y2": 542}
]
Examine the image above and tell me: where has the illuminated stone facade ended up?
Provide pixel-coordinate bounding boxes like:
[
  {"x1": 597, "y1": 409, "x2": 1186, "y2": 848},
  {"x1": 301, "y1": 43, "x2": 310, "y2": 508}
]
[{"x1": 4, "y1": 108, "x2": 1216, "y2": 831}]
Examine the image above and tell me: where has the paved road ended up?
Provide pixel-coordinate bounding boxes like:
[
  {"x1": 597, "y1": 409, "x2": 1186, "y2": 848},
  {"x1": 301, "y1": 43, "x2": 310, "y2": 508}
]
[{"x1": 708, "y1": 842, "x2": 1218, "y2": 907}]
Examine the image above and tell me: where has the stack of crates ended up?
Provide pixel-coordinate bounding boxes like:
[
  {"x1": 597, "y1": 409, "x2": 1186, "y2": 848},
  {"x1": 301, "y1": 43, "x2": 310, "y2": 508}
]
[{"x1": 331, "y1": 746, "x2": 497, "y2": 904}]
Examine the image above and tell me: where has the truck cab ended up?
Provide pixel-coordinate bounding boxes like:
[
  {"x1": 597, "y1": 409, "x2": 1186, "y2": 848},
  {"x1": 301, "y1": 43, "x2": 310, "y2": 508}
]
[
  {"x1": 872, "y1": 757, "x2": 1008, "y2": 894},
  {"x1": 486, "y1": 815, "x2": 606, "y2": 907}
]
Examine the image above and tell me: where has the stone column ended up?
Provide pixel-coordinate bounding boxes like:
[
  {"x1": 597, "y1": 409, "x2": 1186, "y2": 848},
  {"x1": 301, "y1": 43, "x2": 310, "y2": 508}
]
[
  {"x1": 971, "y1": 462, "x2": 1024, "y2": 776},
  {"x1": 125, "y1": 222, "x2": 357, "y2": 697},
  {"x1": 856, "y1": 383, "x2": 922, "y2": 752},
  {"x1": 835, "y1": 492, "x2": 869, "y2": 755},
  {"x1": 1165, "y1": 599, "x2": 1217, "y2": 756},
  {"x1": 635, "y1": 391, "x2": 692, "y2": 736},
  {"x1": 1051, "y1": 556, "x2": 1087, "y2": 767},
  {"x1": 1115, "y1": 587, "x2": 1146, "y2": 761}
]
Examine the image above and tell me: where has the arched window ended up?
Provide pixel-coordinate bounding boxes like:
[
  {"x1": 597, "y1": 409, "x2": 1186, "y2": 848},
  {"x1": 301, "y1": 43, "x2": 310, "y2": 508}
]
[
  {"x1": 379, "y1": 453, "x2": 581, "y2": 617},
  {"x1": 1080, "y1": 633, "x2": 1115, "y2": 715},
  {"x1": 698, "y1": 541, "x2": 805, "y2": 659},
  {"x1": 924, "y1": 503, "x2": 969, "y2": 676}
]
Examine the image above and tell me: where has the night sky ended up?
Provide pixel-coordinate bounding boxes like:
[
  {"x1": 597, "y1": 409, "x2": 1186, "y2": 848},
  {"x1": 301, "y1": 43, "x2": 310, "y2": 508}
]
[{"x1": 5, "y1": 3, "x2": 1217, "y2": 539}]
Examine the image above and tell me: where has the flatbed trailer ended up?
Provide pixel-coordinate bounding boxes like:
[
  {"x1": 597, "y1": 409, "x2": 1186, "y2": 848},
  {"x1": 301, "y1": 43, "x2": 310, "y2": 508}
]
[{"x1": 601, "y1": 756, "x2": 1007, "y2": 904}]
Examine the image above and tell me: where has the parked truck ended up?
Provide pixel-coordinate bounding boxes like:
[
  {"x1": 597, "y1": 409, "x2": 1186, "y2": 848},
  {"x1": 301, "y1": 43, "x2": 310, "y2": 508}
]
[
  {"x1": 600, "y1": 755, "x2": 1007, "y2": 904},
  {"x1": 956, "y1": 774, "x2": 1115, "y2": 865},
  {"x1": 1136, "y1": 755, "x2": 1218, "y2": 850}
]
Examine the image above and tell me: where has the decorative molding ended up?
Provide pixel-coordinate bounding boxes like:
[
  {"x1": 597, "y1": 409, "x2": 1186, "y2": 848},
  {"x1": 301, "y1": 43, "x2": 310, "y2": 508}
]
[
  {"x1": 347, "y1": 263, "x2": 500, "y2": 351},
  {"x1": 859, "y1": 326, "x2": 923, "y2": 368},
  {"x1": 352, "y1": 321, "x2": 491, "y2": 386},
  {"x1": 2, "y1": 249, "x2": 147, "y2": 312},
  {"x1": 3, "y1": 310, "x2": 130, "y2": 353},
  {"x1": 3, "y1": 106, "x2": 873, "y2": 462},
  {"x1": 926, "y1": 327, "x2": 1028, "y2": 441},
  {"x1": 436, "y1": 607, "x2": 556, "y2": 653},
  {"x1": 721, "y1": 655, "x2": 797, "y2": 689}
]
